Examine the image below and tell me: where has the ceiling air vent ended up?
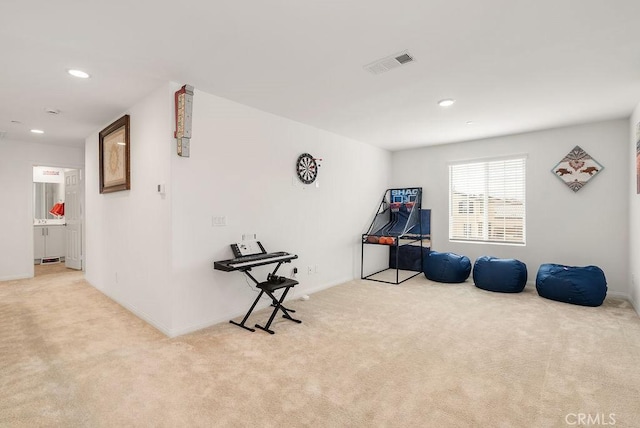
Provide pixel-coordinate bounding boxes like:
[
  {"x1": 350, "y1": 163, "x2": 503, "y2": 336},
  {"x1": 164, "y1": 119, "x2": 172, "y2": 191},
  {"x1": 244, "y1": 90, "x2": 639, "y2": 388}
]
[{"x1": 364, "y1": 50, "x2": 415, "y2": 75}]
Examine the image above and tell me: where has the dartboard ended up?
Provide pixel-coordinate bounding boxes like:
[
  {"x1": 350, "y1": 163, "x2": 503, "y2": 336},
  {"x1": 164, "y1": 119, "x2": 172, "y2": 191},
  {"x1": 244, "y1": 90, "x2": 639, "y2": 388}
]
[{"x1": 296, "y1": 153, "x2": 318, "y2": 184}]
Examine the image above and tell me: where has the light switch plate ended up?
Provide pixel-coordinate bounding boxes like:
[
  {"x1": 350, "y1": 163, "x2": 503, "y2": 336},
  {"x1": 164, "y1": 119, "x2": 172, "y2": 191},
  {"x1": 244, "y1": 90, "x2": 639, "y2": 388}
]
[{"x1": 212, "y1": 216, "x2": 227, "y2": 226}]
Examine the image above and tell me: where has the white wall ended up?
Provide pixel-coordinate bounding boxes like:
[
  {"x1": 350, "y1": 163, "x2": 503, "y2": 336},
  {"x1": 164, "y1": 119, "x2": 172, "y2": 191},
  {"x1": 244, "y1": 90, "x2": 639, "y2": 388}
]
[
  {"x1": 84, "y1": 83, "x2": 174, "y2": 334},
  {"x1": 0, "y1": 140, "x2": 84, "y2": 280},
  {"x1": 392, "y1": 120, "x2": 630, "y2": 297},
  {"x1": 84, "y1": 82, "x2": 390, "y2": 336},
  {"x1": 629, "y1": 106, "x2": 640, "y2": 313},
  {"x1": 169, "y1": 86, "x2": 390, "y2": 335}
]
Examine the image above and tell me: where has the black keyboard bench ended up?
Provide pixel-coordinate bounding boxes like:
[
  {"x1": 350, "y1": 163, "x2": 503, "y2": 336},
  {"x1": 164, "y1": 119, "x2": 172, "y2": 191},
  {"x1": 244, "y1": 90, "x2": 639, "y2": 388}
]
[
  {"x1": 258, "y1": 278, "x2": 299, "y2": 293},
  {"x1": 230, "y1": 277, "x2": 301, "y2": 334}
]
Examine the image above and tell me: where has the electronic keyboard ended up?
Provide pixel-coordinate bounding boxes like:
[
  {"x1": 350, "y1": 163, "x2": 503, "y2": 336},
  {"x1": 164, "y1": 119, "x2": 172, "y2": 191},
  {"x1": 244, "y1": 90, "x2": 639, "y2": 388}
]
[{"x1": 214, "y1": 251, "x2": 297, "y2": 272}]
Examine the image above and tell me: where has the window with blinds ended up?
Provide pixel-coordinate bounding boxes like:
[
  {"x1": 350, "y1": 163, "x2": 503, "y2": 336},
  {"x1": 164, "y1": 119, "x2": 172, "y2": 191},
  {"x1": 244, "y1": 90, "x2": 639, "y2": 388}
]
[{"x1": 449, "y1": 156, "x2": 526, "y2": 245}]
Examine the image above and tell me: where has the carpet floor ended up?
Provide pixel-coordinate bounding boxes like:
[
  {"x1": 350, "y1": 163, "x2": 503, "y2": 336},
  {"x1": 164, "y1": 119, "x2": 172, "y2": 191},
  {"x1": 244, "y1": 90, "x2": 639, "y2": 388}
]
[{"x1": 1, "y1": 266, "x2": 639, "y2": 427}]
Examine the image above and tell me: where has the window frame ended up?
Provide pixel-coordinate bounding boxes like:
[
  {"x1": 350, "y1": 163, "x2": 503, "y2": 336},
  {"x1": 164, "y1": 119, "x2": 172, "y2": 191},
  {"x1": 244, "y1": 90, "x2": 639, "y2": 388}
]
[{"x1": 448, "y1": 155, "x2": 526, "y2": 246}]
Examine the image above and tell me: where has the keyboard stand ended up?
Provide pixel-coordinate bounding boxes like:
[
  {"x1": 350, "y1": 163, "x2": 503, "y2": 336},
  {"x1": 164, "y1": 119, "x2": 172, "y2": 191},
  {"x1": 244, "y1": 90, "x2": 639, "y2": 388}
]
[{"x1": 229, "y1": 261, "x2": 301, "y2": 334}]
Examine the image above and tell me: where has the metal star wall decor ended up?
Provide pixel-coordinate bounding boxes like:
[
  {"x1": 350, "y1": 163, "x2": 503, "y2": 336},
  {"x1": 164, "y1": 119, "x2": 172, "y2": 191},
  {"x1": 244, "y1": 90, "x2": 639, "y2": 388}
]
[{"x1": 551, "y1": 146, "x2": 603, "y2": 192}]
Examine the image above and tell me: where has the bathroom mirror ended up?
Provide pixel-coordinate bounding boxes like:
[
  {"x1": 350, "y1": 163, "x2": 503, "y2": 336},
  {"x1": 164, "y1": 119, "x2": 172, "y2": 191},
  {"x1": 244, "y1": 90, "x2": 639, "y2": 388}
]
[{"x1": 34, "y1": 182, "x2": 63, "y2": 220}]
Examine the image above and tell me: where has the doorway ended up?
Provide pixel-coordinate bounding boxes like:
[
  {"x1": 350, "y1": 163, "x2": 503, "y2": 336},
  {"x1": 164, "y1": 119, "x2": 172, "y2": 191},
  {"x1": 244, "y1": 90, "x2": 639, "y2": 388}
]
[
  {"x1": 32, "y1": 165, "x2": 84, "y2": 276},
  {"x1": 34, "y1": 263, "x2": 70, "y2": 277}
]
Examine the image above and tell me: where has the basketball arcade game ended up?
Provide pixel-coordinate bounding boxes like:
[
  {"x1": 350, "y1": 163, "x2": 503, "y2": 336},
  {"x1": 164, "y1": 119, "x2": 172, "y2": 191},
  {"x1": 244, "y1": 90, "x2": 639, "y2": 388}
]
[{"x1": 361, "y1": 187, "x2": 430, "y2": 284}]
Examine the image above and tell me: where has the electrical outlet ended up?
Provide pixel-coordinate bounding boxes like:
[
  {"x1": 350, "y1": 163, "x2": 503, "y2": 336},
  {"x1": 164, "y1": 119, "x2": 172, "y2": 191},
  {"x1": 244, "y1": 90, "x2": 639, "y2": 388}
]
[
  {"x1": 307, "y1": 266, "x2": 313, "y2": 275},
  {"x1": 292, "y1": 267, "x2": 298, "y2": 278},
  {"x1": 315, "y1": 264, "x2": 319, "y2": 273}
]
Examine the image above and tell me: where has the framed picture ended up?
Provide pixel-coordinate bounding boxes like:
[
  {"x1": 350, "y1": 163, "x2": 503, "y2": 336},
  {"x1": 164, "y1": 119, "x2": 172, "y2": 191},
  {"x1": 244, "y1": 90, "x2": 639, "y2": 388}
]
[
  {"x1": 99, "y1": 114, "x2": 130, "y2": 193},
  {"x1": 551, "y1": 145, "x2": 603, "y2": 192}
]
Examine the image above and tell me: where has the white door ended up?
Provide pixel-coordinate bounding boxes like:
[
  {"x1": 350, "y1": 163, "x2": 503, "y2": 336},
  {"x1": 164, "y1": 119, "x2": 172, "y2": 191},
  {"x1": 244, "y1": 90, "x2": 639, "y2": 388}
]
[{"x1": 65, "y1": 169, "x2": 83, "y2": 270}]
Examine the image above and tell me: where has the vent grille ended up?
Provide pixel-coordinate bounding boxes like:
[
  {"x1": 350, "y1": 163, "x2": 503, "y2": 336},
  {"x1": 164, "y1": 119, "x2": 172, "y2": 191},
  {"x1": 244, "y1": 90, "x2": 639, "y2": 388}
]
[
  {"x1": 395, "y1": 53, "x2": 413, "y2": 64},
  {"x1": 364, "y1": 50, "x2": 415, "y2": 75}
]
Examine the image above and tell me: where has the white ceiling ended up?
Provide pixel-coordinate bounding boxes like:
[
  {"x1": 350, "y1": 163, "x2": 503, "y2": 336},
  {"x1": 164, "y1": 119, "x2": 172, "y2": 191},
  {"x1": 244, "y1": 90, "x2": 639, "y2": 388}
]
[{"x1": 1, "y1": 0, "x2": 640, "y2": 151}]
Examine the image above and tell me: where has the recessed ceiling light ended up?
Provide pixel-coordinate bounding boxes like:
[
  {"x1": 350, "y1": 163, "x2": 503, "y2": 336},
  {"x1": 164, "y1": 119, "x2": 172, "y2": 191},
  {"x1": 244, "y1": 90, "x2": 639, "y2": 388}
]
[
  {"x1": 67, "y1": 69, "x2": 90, "y2": 79},
  {"x1": 466, "y1": 121, "x2": 474, "y2": 125},
  {"x1": 31, "y1": 129, "x2": 44, "y2": 134},
  {"x1": 438, "y1": 98, "x2": 456, "y2": 107}
]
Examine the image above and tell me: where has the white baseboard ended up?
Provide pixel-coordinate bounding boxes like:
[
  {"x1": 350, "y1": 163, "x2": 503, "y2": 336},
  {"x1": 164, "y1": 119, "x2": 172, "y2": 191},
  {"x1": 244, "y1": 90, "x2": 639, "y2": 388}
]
[
  {"x1": 86, "y1": 274, "x2": 640, "y2": 338},
  {"x1": 628, "y1": 295, "x2": 639, "y2": 317},
  {"x1": 294, "y1": 276, "x2": 353, "y2": 298},
  {"x1": 168, "y1": 275, "x2": 355, "y2": 338},
  {"x1": 0, "y1": 273, "x2": 32, "y2": 281},
  {"x1": 88, "y1": 282, "x2": 173, "y2": 338},
  {"x1": 606, "y1": 290, "x2": 629, "y2": 300}
]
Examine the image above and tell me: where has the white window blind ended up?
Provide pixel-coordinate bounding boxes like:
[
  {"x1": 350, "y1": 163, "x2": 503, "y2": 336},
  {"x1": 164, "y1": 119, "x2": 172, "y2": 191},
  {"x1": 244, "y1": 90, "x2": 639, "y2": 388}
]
[{"x1": 449, "y1": 157, "x2": 526, "y2": 245}]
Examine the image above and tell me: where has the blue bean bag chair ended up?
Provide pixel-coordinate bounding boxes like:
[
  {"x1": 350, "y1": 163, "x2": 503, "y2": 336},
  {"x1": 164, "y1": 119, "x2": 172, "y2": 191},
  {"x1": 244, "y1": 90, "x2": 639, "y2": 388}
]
[
  {"x1": 473, "y1": 256, "x2": 527, "y2": 293},
  {"x1": 423, "y1": 251, "x2": 471, "y2": 283},
  {"x1": 536, "y1": 264, "x2": 607, "y2": 307}
]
